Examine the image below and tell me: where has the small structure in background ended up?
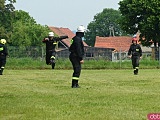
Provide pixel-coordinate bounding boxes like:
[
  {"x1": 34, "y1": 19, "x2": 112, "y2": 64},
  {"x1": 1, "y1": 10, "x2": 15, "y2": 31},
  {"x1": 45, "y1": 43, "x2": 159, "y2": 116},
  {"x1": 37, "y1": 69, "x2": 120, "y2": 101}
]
[
  {"x1": 94, "y1": 35, "x2": 152, "y2": 61},
  {"x1": 95, "y1": 36, "x2": 132, "y2": 61}
]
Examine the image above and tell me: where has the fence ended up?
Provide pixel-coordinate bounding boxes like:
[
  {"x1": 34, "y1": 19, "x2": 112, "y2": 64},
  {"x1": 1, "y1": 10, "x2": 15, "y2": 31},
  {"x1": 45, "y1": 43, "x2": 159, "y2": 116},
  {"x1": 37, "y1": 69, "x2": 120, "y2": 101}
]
[
  {"x1": 8, "y1": 46, "x2": 44, "y2": 59},
  {"x1": 7, "y1": 46, "x2": 154, "y2": 61}
]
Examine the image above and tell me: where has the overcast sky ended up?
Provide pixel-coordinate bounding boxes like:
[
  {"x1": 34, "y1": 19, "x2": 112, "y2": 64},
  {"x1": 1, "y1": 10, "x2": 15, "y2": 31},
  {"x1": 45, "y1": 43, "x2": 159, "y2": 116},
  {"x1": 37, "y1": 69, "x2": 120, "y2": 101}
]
[{"x1": 14, "y1": 0, "x2": 120, "y2": 30}]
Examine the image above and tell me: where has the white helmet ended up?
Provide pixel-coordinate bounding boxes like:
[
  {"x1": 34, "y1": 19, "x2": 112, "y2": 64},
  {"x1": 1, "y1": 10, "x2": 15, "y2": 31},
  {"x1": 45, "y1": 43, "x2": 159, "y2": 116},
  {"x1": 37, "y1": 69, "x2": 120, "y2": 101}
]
[
  {"x1": 0, "y1": 39, "x2": 6, "y2": 44},
  {"x1": 77, "y1": 25, "x2": 85, "y2": 32},
  {"x1": 48, "y1": 32, "x2": 54, "y2": 37},
  {"x1": 133, "y1": 34, "x2": 137, "y2": 38}
]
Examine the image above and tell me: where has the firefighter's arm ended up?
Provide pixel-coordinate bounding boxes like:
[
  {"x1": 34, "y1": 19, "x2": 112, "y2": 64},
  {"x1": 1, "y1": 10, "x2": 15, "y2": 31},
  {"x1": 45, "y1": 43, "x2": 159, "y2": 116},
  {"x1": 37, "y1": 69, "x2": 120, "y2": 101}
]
[
  {"x1": 59, "y1": 35, "x2": 68, "y2": 40},
  {"x1": 42, "y1": 38, "x2": 49, "y2": 43},
  {"x1": 4, "y1": 46, "x2": 8, "y2": 56},
  {"x1": 54, "y1": 36, "x2": 68, "y2": 41},
  {"x1": 139, "y1": 45, "x2": 142, "y2": 57},
  {"x1": 128, "y1": 47, "x2": 132, "y2": 58},
  {"x1": 139, "y1": 45, "x2": 142, "y2": 59},
  {"x1": 75, "y1": 40, "x2": 84, "y2": 61}
]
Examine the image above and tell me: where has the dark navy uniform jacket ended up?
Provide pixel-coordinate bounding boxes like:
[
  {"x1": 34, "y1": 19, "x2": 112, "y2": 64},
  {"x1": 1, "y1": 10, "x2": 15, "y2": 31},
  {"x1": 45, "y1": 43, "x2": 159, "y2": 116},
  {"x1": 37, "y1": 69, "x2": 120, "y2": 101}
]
[
  {"x1": 42, "y1": 36, "x2": 68, "y2": 52},
  {"x1": 128, "y1": 44, "x2": 142, "y2": 57},
  {"x1": 69, "y1": 36, "x2": 84, "y2": 61},
  {"x1": 0, "y1": 43, "x2": 8, "y2": 57}
]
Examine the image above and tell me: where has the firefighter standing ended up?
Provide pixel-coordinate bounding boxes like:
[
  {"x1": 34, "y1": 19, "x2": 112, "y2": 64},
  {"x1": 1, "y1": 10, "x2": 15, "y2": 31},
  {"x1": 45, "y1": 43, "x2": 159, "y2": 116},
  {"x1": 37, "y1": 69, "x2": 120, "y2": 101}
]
[
  {"x1": 42, "y1": 32, "x2": 68, "y2": 69},
  {"x1": 69, "y1": 25, "x2": 85, "y2": 88},
  {"x1": 128, "y1": 35, "x2": 142, "y2": 75},
  {"x1": 0, "y1": 39, "x2": 8, "y2": 75}
]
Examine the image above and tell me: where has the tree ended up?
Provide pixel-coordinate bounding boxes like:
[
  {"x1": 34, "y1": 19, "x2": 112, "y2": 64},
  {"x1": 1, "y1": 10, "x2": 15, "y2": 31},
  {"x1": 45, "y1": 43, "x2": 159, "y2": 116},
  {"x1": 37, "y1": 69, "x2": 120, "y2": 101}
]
[
  {"x1": 0, "y1": 1, "x2": 49, "y2": 46},
  {"x1": 0, "y1": 0, "x2": 16, "y2": 39},
  {"x1": 10, "y1": 10, "x2": 50, "y2": 46},
  {"x1": 84, "y1": 8, "x2": 124, "y2": 46},
  {"x1": 119, "y1": 0, "x2": 160, "y2": 46}
]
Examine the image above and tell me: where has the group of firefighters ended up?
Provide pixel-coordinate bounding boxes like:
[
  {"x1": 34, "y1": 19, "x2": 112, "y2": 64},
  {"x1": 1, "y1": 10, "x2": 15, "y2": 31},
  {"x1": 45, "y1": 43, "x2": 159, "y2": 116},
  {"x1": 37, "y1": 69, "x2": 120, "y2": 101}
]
[{"x1": 0, "y1": 25, "x2": 142, "y2": 88}]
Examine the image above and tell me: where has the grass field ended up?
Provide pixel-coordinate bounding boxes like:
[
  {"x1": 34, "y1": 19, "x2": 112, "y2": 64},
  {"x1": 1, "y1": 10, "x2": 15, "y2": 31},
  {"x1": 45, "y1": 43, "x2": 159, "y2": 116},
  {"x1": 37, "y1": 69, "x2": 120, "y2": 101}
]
[{"x1": 0, "y1": 69, "x2": 160, "y2": 120}]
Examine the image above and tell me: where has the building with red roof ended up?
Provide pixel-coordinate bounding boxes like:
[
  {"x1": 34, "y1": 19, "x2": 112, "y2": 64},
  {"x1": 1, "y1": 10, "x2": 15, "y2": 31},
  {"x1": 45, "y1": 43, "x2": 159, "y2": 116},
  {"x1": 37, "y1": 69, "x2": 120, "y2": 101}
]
[
  {"x1": 95, "y1": 36, "x2": 132, "y2": 52},
  {"x1": 49, "y1": 26, "x2": 88, "y2": 48}
]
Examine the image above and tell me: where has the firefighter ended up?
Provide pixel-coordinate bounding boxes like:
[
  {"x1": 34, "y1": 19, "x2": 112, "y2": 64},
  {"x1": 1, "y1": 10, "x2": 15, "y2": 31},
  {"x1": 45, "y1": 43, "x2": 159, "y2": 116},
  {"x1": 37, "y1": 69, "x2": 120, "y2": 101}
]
[
  {"x1": 0, "y1": 39, "x2": 8, "y2": 75},
  {"x1": 42, "y1": 32, "x2": 68, "y2": 69},
  {"x1": 69, "y1": 25, "x2": 85, "y2": 88},
  {"x1": 128, "y1": 35, "x2": 142, "y2": 75}
]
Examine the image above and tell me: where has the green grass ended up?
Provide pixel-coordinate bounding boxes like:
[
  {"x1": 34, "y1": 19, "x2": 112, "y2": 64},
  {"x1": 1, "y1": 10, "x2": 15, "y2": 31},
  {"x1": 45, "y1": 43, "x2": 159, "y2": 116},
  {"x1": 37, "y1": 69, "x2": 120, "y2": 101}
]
[
  {"x1": 0, "y1": 69, "x2": 160, "y2": 120},
  {"x1": 5, "y1": 57, "x2": 160, "y2": 69}
]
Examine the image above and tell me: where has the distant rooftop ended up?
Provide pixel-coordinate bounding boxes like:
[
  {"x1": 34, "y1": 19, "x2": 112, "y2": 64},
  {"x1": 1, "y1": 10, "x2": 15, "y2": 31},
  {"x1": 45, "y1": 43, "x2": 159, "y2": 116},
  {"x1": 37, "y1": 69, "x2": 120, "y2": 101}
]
[
  {"x1": 95, "y1": 36, "x2": 132, "y2": 52},
  {"x1": 49, "y1": 26, "x2": 88, "y2": 47}
]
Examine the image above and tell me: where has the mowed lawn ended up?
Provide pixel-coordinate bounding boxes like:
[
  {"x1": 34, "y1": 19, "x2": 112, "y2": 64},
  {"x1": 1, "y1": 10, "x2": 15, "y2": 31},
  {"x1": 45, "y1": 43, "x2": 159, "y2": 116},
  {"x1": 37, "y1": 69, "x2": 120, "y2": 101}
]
[{"x1": 0, "y1": 69, "x2": 160, "y2": 120}]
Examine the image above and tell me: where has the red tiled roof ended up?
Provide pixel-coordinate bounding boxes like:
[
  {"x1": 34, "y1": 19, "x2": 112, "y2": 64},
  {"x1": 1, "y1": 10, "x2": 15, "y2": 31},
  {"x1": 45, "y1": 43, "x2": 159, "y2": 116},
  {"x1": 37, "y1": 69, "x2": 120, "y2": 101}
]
[
  {"x1": 49, "y1": 26, "x2": 88, "y2": 47},
  {"x1": 95, "y1": 36, "x2": 132, "y2": 52}
]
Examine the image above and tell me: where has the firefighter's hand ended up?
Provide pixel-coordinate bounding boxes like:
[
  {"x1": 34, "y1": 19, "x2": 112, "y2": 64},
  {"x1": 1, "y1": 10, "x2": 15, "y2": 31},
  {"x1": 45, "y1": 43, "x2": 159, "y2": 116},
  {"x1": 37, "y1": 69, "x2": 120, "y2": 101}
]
[
  {"x1": 128, "y1": 55, "x2": 132, "y2": 58},
  {"x1": 80, "y1": 60, "x2": 84, "y2": 64},
  {"x1": 45, "y1": 38, "x2": 49, "y2": 41}
]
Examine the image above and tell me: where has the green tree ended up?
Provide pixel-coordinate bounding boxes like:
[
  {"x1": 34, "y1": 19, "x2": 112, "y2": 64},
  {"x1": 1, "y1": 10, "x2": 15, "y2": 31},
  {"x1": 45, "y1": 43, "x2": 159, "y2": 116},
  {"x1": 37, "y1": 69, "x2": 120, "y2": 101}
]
[
  {"x1": 10, "y1": 10, "x2": 50, "y2": 46},
  {"x1": 85, "y1": 8, "x2": 124, "y2": 46},
  {"x1": 0, "y1": 0, "x2": 16, "y2": 39},
  {"x1": 119, "y1": 0, "x2": 160, "y2": 46},
  {"x1": 28, "y1": 24, "x2": 50, "y2": 46}
]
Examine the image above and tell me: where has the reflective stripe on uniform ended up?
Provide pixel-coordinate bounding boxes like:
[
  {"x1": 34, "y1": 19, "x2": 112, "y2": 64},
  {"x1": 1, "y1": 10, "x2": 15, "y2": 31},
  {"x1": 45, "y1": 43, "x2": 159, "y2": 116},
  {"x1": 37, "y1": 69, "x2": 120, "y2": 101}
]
[
  {"x1": 53, "y1": 42, "x2": 57, "y2": 45},
  {"x1": 0, "y1": 47, "x2": 3, "y2": 51},
  {"x1": 70, "y1": 39, "x2": 73, "y2": 44},
  {"x1": 51, "y1": 56, "x2": 55, "y2": 59},
  {"x1": 1, "y1": 67, "x2": 4, "y2": 69},
  {"x1": 135, "y1": 67, "x2": 139, "y2": 69},
  {"x1": 72, "y1": 77, "x2": 79, "y2": 80}
]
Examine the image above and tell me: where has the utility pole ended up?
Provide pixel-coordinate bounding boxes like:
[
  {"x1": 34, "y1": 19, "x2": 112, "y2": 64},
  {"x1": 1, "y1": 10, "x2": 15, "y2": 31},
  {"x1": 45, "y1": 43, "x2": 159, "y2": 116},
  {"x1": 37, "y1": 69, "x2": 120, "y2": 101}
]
[{"x1": 109, "y1": 24, "x2": 115, "y2": 37}]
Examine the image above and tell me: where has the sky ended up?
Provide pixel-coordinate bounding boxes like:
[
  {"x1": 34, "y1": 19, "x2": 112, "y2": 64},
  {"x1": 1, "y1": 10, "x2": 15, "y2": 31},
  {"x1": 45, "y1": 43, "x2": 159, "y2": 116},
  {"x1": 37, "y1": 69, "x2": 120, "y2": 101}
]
[{"x1": 14, "y1": 0, "x2": 120, "y2": 31}]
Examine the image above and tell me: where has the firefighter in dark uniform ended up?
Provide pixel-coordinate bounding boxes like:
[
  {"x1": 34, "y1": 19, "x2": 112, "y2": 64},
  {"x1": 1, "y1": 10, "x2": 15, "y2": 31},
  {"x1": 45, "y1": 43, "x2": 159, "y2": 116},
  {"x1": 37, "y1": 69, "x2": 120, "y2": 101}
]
[
  {"x1": 128, "y1": 35, "x2": 142, "y2": 75},
  {"x1": 42, "y1": 32, "x2": 68, "y2": 69},
  {"x1": 69, "y1": 25, "x2": 85, "y2": 88},
  {"x1": 0, "y1": 39, "x2": 8, "y2": 75}
]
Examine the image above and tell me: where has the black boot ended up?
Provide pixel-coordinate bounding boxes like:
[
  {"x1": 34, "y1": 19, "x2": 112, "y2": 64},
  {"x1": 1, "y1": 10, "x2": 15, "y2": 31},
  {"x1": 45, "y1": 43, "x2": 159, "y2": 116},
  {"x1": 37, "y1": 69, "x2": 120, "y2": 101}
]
[
  {"x1": 134, "y1": 69, "x2": 138, "y2": 75},
  {"x1": 0, "y1": 68, "x2": 4, "y2": 75},
  {"x1": 72, "y1": 80, "x2": 80, "y2": 88},
  {"x1": 133, "y1": 69, "x2": 136, "y2": 75},
  {"x1": 135, "y1": 69, "x2": 138, "y2": 75},
  {"x1": 71, "y1": 80, "x2": 77, "y2": 88},
  {"x1": 75, "y1": 80, "x2": 80, "y2": 88}
]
